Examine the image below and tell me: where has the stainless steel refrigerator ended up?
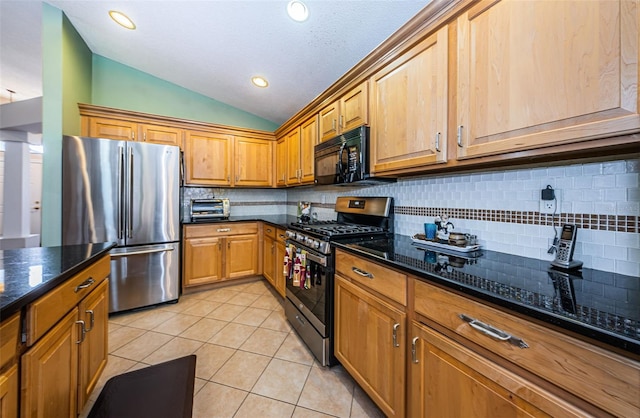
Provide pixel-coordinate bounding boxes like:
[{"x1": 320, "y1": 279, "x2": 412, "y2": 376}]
[{"x1": 62, "y1": 136, "x2": 181, "y2": 313}]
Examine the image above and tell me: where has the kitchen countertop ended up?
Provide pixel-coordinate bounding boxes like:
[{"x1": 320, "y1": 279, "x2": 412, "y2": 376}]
[
  {"x1": 182, "y1": 215, "x2": 300, "y2": 229},
  {"x1": 333, "y1": 234, "x2": 640, "y2": 355},
  {"x1": 0, "y1": 242, "x2": 116, "y2": 319}
]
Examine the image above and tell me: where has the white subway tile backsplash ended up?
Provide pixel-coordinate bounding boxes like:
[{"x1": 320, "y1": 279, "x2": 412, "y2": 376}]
[
  {"x1": 603, "y1": 161, "x2": 627, "y2": 174},
  {"x1": 615, "y1": 260, "x2": 640, "y2": 277},
  {"x1": 616, "y1": 173, "x2": 639, "y2": 188},
  {"x1": 593, "y1": 174, "x2": 617, "y2": 189}
]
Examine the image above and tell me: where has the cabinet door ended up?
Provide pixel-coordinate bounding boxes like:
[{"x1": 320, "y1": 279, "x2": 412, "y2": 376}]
[
  {"x1": 77, "y1": 280, "x2": 109, "y2": 411},
  {"x1": 235, "y1": 136, "x2": 273, "y2": 187},
  {"x1": 184, "y1": 131, "x2": 233, "y2": 185},
  {"x1": 0, "y1": 365, "x2": 18, "y2": 418},
  {"x1": 274, "y1": 239, "x2": 286, "y2": 298},
  {"x1": 140, "y1": 124, "x2": 183, "y2": 148},
  {"x1": 263, "y1": 235, "x2": 275, "y2": 286},
  {"x1": 21, "y1": 308, "x2": 79, "y2": 418},
  {"x1": 334, "y1": 275, "x2": 405, "y2": 418},
  {"x1": 456, "y1": 0, "x2": 639, "y2": 159},
  {"x1": 226, "y1": 234, "x2": 259, "y2": 279},
  {"x1": 299, "y1": 115, "x2": 318, "y2": 184},
  {"x1": 370, "y1": 27, "x2": 448, "y2": 175},
  {"x1": 183, "y1": 237, "x2": 223, "y2": 287},
  {"x1": 409, "y1": 321, "x2": 586, "y2": 418},
  {"x1": 286, "y1": 127, "x2": 302, "y2": 185},
  {"x1": 340, "y1": 82, "x2": 368, "y2": 132},
  {"x1": 88, "y1": 117, "x2": 137, "y2": 141},
  {"x1": 319, "y1": 101, "x2": 339, "y2": 142},
  {"x1": 275, "y1": 137, "x2": 287, "y2": 186}
]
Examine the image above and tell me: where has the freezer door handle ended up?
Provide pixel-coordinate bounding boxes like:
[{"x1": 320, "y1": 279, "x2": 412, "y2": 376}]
[
  {"x1": 110, "y1": 246, "x2": 176, "y2": 257},
  {"x1": 128, "y1": 146, "x2": 134, "y2": 239}
]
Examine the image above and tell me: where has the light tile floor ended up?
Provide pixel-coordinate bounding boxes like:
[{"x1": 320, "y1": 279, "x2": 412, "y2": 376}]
[{"x1": 79, "y1": 279, "x2": 385, "y2": 418}]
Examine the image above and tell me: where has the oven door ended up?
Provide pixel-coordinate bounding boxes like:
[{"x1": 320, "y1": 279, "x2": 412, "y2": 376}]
[{"x1": 284, "y1": 241, "x2": 330, "y2": 336}]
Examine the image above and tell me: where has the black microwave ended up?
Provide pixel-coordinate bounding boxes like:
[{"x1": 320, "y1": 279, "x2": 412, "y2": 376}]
[{"x1": 315, "y1": 126, "x2": 390, "y2": 185}]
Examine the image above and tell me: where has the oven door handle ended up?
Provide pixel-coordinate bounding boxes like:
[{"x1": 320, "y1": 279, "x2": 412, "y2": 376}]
[{"x1": 305, "y1": 251, "x2": 327, "y2": 267}]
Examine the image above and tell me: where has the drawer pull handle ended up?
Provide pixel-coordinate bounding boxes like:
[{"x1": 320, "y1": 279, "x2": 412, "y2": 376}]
[
  {"x1": 85, "y1": 310, "x2": 95, "y2": 332},
  {"x1": 459, "y1": 314, "x2": 529, "y2": 349},
  {"x1": 352, "y1": 267, "x2": 373, "y2": 279},
  {"x1": 75, "y1": 320, "x2": 86, "y2": 344},
  {"x1": 74, "y1": 278, "x2": 95, "y2": 293},
  {"x1": 392, "y1": 323, "x2": 400, "y2": 347},
  {"x1": 411, "y1": 337, "x2": 419, "y2": 363},
  {"x1": 217, "y1": 228, "x2": 231, "y2": 232},
  {"x1": 457, "y1": 125, "x2": 464, "y2": 147}
]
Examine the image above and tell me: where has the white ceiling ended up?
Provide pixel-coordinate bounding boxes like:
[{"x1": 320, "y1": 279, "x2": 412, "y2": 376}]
[{"x1": 0, "y1": 0, "x2": 432, "y2": 126}]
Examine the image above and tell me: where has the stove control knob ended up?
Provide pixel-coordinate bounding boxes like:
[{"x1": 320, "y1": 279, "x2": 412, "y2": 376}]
[
  {"x1": 286, "y1": 230, "x2": 295, "y2": 239},
  {"x1": 313, "y1": 240, "x2": 320, "y2": 249}
]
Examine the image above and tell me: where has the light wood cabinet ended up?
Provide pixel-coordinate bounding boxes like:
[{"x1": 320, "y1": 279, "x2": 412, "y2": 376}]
[
  {"x1": 285, "y1": 127, "x2": 302, "y2": 185},
  {"x1": 184, "y1": 131, "x2": 233, "y2": 186},
  {"x1": 139, "y1": 123, "x2": 183, "y2": 147},
  {"x1": 408, "y1": 321, "x2": 587, "y2": 418},
  {"x1": 77, "y1": 280, "x2": 109, "y2": 410},
  {"x1": 370, "y1": 26, "x2": 448, "y2": 175},
  {"x1": 234, "y1": 136, "x2": 274, "y2": 187},
  {"x1": 284, "y1": 116, "x2": 318, "y2": 186},
  {"x1": 21, "y1": 309, "x2": 79, "y2": 418},
  {"x1": 262, "y1": 225, "x2": 286, "y2": 297},
  {"x1": 334, "y1": 275, "x2": 406, "y2": 418},
  {"x1": 319, "y1": 82, "x2": 368, "y2": 142},
  {"x1": 275, "y1": 136, "x2": 287, "y2": 186},
  {"x1": 183, "y1": 223, "x2": 259, "y2": 289},
  {"x1": 21, "y1": 257, "x2": 110, "y2": 418},
  {"x1": 455, "y1": 0, "x2": 640, "y2": 160},
  {"x1": 86, "y1": 117, "x2": 137, "y2": 141},
  {"x1": 0, "y1": 365, "x2": 18, "y2": 418}
]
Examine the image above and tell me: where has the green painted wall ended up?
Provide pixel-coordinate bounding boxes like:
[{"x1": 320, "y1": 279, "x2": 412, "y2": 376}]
[
  {"x1": 91, "y1": 55, "x2": 278, "y2": 132},
  {"x1": 41, "y1": 4, "x2": 93, "y2": 246}
]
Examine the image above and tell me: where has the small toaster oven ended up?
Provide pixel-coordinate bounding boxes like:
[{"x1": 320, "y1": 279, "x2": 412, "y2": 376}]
[{"x1": 190, "y1": 198, "x2": 230, "y2": 222}]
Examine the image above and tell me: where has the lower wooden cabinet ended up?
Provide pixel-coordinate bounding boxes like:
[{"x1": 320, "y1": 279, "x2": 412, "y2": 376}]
[
  {"x1": 262, "y1": 225, "x2": 286, "y2": 297},
  {"x1": 274, "y1": 229, "x2": 286, "y2": 297},
  {"x1": 20, "y1": 257, "x2": 110, "y2": 418},
  {"x1": 334, "y1": 275, "x2": 406, "y2": 418},
  {"x1": 183, "y1": 223, "x2": 259, "y2": 289},
  {"x1": 0, "y1": 364, "x2": 18, "y2": 418},
  {"x1": 408, "y1": 320, "x2": 586, "y2": 418}
]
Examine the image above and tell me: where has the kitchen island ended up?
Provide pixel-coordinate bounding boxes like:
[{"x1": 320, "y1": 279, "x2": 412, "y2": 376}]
[
  {"x1": 0, "y1": 242, "x2": 115, "y2": 417},
  {"x1": 332, "y1": 234, "x2": 639, "y2": 417}
]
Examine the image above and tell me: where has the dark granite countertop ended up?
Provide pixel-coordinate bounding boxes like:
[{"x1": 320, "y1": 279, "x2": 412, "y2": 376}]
[
  {"x1": 0, "y1": 242, "x2": 116, "y2": 319},
  {"x1": 333, "y1": 234, "x2": 640, "y2": 355},
  {"x1": 182, "y1": 215, "x2": 299, "y2": 230}
]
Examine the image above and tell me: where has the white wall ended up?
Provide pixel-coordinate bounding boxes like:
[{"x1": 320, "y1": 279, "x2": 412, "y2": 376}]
[{"x1": 286, "y1": 158, "x2": 640, "y2": 276}]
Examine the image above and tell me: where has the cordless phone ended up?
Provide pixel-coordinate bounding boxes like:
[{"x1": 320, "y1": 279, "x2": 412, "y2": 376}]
[{"x1": 551, "y1": 224, "x2": 583, "y2": 270}]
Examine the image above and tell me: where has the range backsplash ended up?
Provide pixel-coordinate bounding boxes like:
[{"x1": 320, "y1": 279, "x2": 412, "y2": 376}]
[{"x1": 185, "y1": 158, "x2": 639, "y2": 276}]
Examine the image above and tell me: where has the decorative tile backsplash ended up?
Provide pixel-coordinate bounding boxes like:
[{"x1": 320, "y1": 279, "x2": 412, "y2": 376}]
[{"x1": 186, "y1": 158, "x2": 640, "y2": 277}]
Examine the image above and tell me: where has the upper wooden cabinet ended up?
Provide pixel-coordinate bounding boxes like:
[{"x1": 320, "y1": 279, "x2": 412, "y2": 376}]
[
  {"x1": 139, "y1": 124, "x2": 183, "y2": 147},
  {"x1": 285, "y1": 116, "x2": 318, "y2": 186},
  {"x1": 86, "y1": 117, "x2": 137, "y2": 141},
  {"x1": 319, "y1": 82, "x2": 369, "y2": 142},
  {"x1": 275, "y1": 136, "x2": 287, "y2": 186},
  {"x1": 235, "y1": 136, "x2": 274, "y2": 187},
  {"x1": 455, "y1": 0, "x2": 640, "y2": 160},
  {"x1": 285, "y1": 126, "x2": 302, "y2": 185},
  {"x1": 184, "y1": 131, "x2": 234, "y2": 186},
  {"x1": 370, "y1": 26, "x2": 448, "y2": 175}
]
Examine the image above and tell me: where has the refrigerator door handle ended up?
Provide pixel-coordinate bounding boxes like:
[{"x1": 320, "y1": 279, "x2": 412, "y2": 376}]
[
  {"x1": 128, "y1": 146, "x2": 134, "y2": 239},
  {"x1": 117, "y1": 146, "x2": 124, "y2": 240}
]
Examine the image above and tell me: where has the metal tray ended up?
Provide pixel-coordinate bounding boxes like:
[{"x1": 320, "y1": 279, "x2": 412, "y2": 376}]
[{"x1": 411, "y1": 235, "x2": 481, "y2": 253}]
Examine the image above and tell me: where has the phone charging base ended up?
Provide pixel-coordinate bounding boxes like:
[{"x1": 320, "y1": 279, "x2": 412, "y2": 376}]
[{"x1": 551, "y1": 259, "x2": 583, "y2": 270}]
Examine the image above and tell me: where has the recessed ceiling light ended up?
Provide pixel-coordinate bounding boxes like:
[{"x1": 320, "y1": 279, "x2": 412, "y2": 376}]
[
  {"x1": 287, "y1": 0, "x2": 308, "y2": 22},
  {"x1": 109, "y1": 10, "x2": 136, "y2": 30},
  {"x1": 251, "y1": 76, "x2": 269, "y2": 88}
]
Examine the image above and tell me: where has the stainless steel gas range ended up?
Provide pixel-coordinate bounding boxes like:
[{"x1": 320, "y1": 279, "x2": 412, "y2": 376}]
[{"x1": 284, "y1": 196, "x2": 394, "y2": 366}]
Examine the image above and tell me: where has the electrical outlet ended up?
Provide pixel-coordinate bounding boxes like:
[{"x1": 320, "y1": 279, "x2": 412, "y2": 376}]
[{"x1": 540, "y1": 198, "x2": 556, "y2": 214}]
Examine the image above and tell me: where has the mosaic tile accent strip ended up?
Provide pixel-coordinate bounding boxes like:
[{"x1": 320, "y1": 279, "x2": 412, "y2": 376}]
[{"x1": 395, "y1": 206, "x2": 639, "y2": 233}]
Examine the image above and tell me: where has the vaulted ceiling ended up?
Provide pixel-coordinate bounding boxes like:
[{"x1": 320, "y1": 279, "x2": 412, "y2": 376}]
[{"x1": 1, "y1": 0, "x2": 432, "y2": 125}]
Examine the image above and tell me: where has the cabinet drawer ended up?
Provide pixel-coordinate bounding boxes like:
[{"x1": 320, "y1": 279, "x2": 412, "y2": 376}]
[
  {"x1": 185, "y1": 222, "x2": 258, "y2": 238},
  {"x1": 26, "y1": 256, "x2": 110, "y2": 346},
  {"x1": 263, "y1": 224, "x2": 276, "y2": 240},
  {"x1": 275, "y1": 228, "x2": 287, "y2": 244},
  {"x1": 0, "y1": 314, "x2": 20, "y2": 369},
  {"x1": 414, "y1": 280, "x2": 640, "y2": 418},
  {"x1": 336, "y1": 249, "x2": 407, "y2": 306}
]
